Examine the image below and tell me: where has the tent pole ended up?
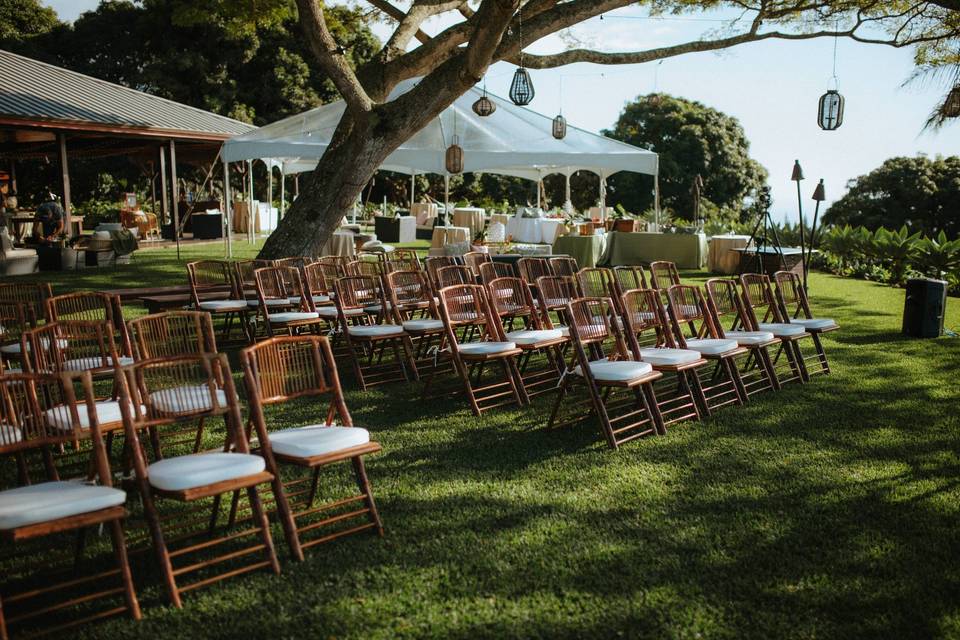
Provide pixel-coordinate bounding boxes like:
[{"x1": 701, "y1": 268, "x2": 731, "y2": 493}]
[
  {"x1": 410, "y1": 172, "x2": 415, "y2": 210},
  {"x1": 564, "y1": 171, "x2": 572, "y2": 213},
  {"x1": 267, "y1": 162, "x2": 273, "y2": 232},
  {"x1": 599, "y1": 172, "x2": 607, "y2": 221},
  {"x1": 170, "y1": 139, "x2": 180, "y2": 260},
  {"x1": 158, "y1": 145, "x2": 169, "y2": 227},
  {"x1": 444, "y1": 174, "x2": 450, "y2": 225},
  {"x1": 536, "y1": 179, "x2": 541, "y2": 210},
  {"x1": 247, "y1": 160, "x2": 254, "y2": 244},
  {"x1": 57, "y1": 133, "x2": 73, "y2": 234},
  {"x1": 654, "y1": 172, "x2": 661, "y2": 232},
  {"x1": 223, "y1": 159, "x2": 232, "y2": 259},
  {"x1": 279, "y1": 166, "x2": 285, "y2": 220}
]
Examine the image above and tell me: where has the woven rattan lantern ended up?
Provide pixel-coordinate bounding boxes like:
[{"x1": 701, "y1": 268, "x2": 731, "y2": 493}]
[
  {"x1": 445, "y1": 135, "x2": 464, "y2": 174},
  {"x1": 817, "y1": 89, "x2": 844, "y2": 130},
  {"x1": 509, "y1": 67, "x2": 535, "y2": 106},
  {"x1": 472, "y1": 84, "x2": 496, "y2": 117},
  {"x1": 552, "y1": 114, "x2": 567, "y2": 139},
  {"x1": 944, "y1": 86, "x2": 960, "y2": 119}
]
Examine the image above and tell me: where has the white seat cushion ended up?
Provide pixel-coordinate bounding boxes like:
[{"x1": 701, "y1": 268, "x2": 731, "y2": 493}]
[
  {"x1": 147, "y1": 452, "x2": 266, "y2": 492},
  {"x1": 348, "y1": 324, "x2": 405, "y2": 338},
  {"x1": 312, "y1": 294, "x2": 331, "y2": 304},
  {"x1": 684, "y1": 338, "x2": 739, "y2": 355},
  {"x1": 402, "y1": 318, "x2": 444, "y2": 332},
  {"x1": 790, "y1": 318, "x2": 838, "y2": 330},
  {"x1": 557, "y1": 325, "x2": 570, "y2": 338},
  {"x1": 45, "y1": 400, "x2": 129, "y2": 431},
  {"x1": 288, "y1": 296, "x2": 304, "y2": 305},
  {"x1": 638, "y1": 348, "x2": 702, "y2": 366},
  {"x1": 150, "y1": 385, "x2": 228, "y2": 414},
  {"x1": 269, "y1": 311, "x2": 320, "y2": 323},
  {"x1": 63, "y1": 356, "x2": 134, "y2": 372},
  {"x1": 316, "y1": 307, "x2": 363, "y2": 318},
  {"x1": 251, "y1": 298, "x2": 291, "y2": 307},
  {"x1": 724, "y1": 330, "x2": 776, "y2": 345},
  {"x1": 269, "y1": 425, "x2": 370, "y2": 459},
  {"x1": 0, "y1": 337, "x2": 68, "y2": 355},
  {"x1": 363, "y1": 303, "x2": 394, "y2": 314},
  {"x1": 0, "y1": 423, "x2": 22, "y2": 446},
  {"x1": 758, "y1": 322, "x2": 807, "y2": 337},
  {"x1": 504, "y1": 329, "x2": 564, "y2": 345},
  {"x1": 458, "y1": 341, "x2": 517, "y2": 356},
  {"x1": 573, "y1": 358, "x2": 653, "y2": 382},
  {"x1": 198, "y1": 299, "x2": 248, "y2": 312},
  {"x1": 0, "y1": 481, "x2": 127, "y2": 530}
]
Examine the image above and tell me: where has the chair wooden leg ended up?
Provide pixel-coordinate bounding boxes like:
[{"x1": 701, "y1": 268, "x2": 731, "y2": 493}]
[
  {"x1": 811, "y1": 332, "x2": 831, "y2": 374},
  {"x1": 108, "y1": 519, "x2": 142, "y2": 621},
  {"x1": 723, "y1": 357, "x2": 748, "y2": 404},
  {"x1": 270, "y1": 470, "x2": 304, "y2": 561},
  {"x1": 686, "y1": 369, "x2": 710, "y2": 419},
  {"x1": 246, "y1": 486, "x2": 281, "y2": 575},
  {"x1": 547, "y1": 375, "x2": 571, "y2": 428},
  {"x1": 791, "y1": 340, "x2": 811, "y2": 382},
  {"x1": 352, "y1": 457, "x2": 384, "y2": 536},
  {"x1": 758, "y1": 347, "x2": 781, "y2": 391},
  {"x1": 139, "y1": 487, "x2": 182, "y2": 607},
  {"x1": 642, "y1": 383, "x2": 667, "y2": 436}
]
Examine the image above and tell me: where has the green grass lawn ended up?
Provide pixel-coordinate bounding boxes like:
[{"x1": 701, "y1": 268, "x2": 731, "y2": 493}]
[{"x1": 11, "y1": 243, "x2": 960, "y2": 639}]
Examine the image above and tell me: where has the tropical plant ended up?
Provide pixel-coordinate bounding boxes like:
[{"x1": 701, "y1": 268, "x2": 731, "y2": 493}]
[
  {"x1": 872, "y1": 226, "x2": 922, "y2": 284},
  {"x1": 913, "y1": 231, "x2": 960, "y2": 278}
]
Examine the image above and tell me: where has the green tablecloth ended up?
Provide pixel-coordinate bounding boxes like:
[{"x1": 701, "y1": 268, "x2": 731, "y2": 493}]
[
  {"x1": 552, "y1": 234, "x2": 606, "y2": 268},
  {"x1": 598, "y1": 231, "x2": 708, "y2": 269}
]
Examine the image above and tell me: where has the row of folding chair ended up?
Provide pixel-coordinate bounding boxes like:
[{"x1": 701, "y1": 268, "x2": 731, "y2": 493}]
[{"x1": 0, "y1": 331, "x2": 382, "y2": 637}]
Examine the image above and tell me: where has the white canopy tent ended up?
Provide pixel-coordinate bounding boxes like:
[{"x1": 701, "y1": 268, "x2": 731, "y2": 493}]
[{"x1": 220, "y1": 78, "x2": 659, "y2": 251}]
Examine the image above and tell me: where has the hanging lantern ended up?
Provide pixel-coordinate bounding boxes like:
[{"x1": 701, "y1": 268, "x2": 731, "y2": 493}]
[
  {"x1": 509, "y1": 67, "x2": 535, "y2": 106},
  {"x1": 817, "y1": 89, "x2": 844, "y2": 131},
  {"x1": 445, "y1": 135, "x2": 464, "y2": 174},
  {"x1": 944, "y1": 86, "x2": 960, "y2": 119},
  {"x1": 552, "y1": 114, "x2": 567, "y2": 140},
  {"x1": 472, "y1": 94, "x2": 496, "y2": 117}
]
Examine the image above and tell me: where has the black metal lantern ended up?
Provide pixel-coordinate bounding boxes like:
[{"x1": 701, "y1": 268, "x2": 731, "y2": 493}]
[
  {"x1": 472, "y1": 94, "x2": 496, "y2": 117},
  {"x1": 509, "y1": 67, "x2": 535, "y2": 106},
  {"x1": 817, "y1": 89, "x2": 844, "y2": 130},
  {"x1": 445, "y1": 135, "x2": 464, "y2": 174},
  {"x1": 944, "y1": 86, "x2": 960, "y2": 119},
  {"x1": 552, "y1": 114, "x2": 567, "y2": 140}
]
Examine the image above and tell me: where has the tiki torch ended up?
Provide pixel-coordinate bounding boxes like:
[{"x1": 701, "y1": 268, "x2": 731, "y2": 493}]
[
  {"x1": 807, "y1": 179, "x2": 826, "y2": 291},
  {"x1": 791, "y1": 160, "x2": 807, "y2": 288}
]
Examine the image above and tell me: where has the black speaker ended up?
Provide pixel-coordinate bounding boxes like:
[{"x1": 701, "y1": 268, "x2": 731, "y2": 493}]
[{"x1": 902, "y1": 278, "x2": 947, "y2": 338}]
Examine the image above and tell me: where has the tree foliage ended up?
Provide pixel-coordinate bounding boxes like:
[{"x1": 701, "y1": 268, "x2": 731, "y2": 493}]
[
  {"x1": 603, "y1": 94, "x2": 768, "y2": 219},
  {"x1": 0, "y1": 0, "x2": 59, "y2": 44},
  {"x1": 824, "y1": 155, "x2": 960, "y2": 239}
]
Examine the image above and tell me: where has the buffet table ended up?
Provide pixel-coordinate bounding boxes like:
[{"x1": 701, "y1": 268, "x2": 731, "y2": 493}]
[
  {"x1": 431, "y1": 225, "x2": 470, "y2": 248},
  {"x1": 505, "y1": 216, "x2": 565, "y2": 244},
  {"x1": 552, "y1": 234, "x2": 606, "y2": 268},
  {"x1": 452, "y1": 207, "x2": 485, "y2": 239},
  {"x1": 598, "y1": 231, "x2": 708, "y2": 269}
]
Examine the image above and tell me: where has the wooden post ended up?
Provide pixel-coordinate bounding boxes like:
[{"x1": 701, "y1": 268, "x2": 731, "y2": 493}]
[
  {"x1": 223, "y1": 159, "x2": 232, "y2": 259},
  {"x1": 293, "y1": 174, "x2": 299, "y2": 199},
  {"x1": 279, "y1": 167, "x2": 285, "y2": 220},
  {"x1": 159, "y1": 145, "x2": 169, "y2": 228},
  {"x1": 9, "y1": 159, "x2": 16, "y2": 195},
  {"x1": 57, "y1": 132, "x2": 72, "y2": 232},
  {"x1": 170, "y1": 140, "x2": 180, "y2": 259}
]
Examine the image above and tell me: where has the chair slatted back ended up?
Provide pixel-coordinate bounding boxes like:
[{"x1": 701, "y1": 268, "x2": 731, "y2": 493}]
[
  {"x1": 335, "y1": 275, "x2": 384, "y2": 311},
  {"x1": 255, "y1": 266, "x2": 311, "y2": 316},
  {"x1": 773, "y1": 271, "x2": 812, "y2": 319},
  {"x1": 463, "y1": 251, "x2": 492, "y2": 277},
  {"x1": 535, "y1": 275, "x2": 577, "y2": 329},
  {"x1": 577, "y1": 268, "x2": 619, "y2": 311},
  {"x1": 303, "y1": 262, "x2": 334, "y2": 297},
  {"x1": 0, "y1": 301, "x2": 36, "y2": 353},
  {"x1": 487, "y1": 277, "x2": 539, "y2": 327},
  {"x1": 425, "y1": 256, "x2": 458, "y2": 289},
  {"x1": 566, "y1": 297, "x2": 631, "y2": 360},
  {"x1": 128, "y1": 311, "x2": 218, "y2": 360},
  {"x1": 187, "y1": 260, "x2": 238, "y2": 306},
  {"x1": 705, "y1": 278, "x2": 752, "y2": 333},
  {"x1": 613, "y1": 265, "x2": 649, "y2": 293},
  {"x1": 0, "y1": 282, "x2": 52, "y2": 323},
  {"x1": 346, "y1": 259, "x2": 382, "y2": 278},
  {"x1": 479, "y1": 260, "x2": 516, "y2": 286},
  {"x1": 517, "y1": 257, "x2": 552, "y2": 286},
  {"x1": 620, "y1": 289, "x2": 675, "y2": 352},
  {"x1": 385, "y1": 270, "x2": 435, "y2": 322},
  {"x1": 436, "y1": 265, "x2": 475, "y2": 288},
  {"x1": 241, "y1": 336, "x2": 350, "y2": 421},
  {"x1": 665, "y1": 285, "x2": 715, "y2": 341},
  {"x1": 23, "y1": 320, "x2": 123, "y2": 377},
  {"x1": 390, "y1": 249, "x2": 422, "y2": 271},
  {"x1": 438, "y1": 284, "x2": 500, "y2": 336},
  {"x1": 740, "y1": 273, "x2": 785, "y2": 328},
  {"x1": 549, "y1": 257, "x2": 579, "y2": 277},
  {"x1": 234, "y1": 259, "x2": 275, "y2": 298},
  {"x1": 46, "y1": 291, "x2": 130, "y2": 355},
  {"x1": 649, "y1": 261, "x2": 681, "y2": 290}
]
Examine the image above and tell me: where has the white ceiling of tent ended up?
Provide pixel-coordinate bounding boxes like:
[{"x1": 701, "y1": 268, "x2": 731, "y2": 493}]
[{"x1": 222, "y1": 78, "x2": 657, "y2": 180}]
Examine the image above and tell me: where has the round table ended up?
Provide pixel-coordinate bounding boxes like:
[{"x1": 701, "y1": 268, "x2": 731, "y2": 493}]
[
  {"x1": 431, "y1": 226, "x2": 471, "y2": 249},
  {"x1": 709, "y1": 234, "x2": 752, "y2": 274},
  {"x1": 321, "y1": 231, "x2": 357, "y2": 257},
  {"x1": 452, "y1": 207, "x2": 486, "y2": 240},
  {"x1": 506, "y1": 217, "x2": 566, "y2": 244}
]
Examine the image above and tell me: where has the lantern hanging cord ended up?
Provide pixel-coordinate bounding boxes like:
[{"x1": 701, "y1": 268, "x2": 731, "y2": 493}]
[
  {"x1": 518, "y1": 5, "x2": 524, "y2": 68},
  {"x1": 831, "y1": 20, "x2": 839, "y2": 88}
]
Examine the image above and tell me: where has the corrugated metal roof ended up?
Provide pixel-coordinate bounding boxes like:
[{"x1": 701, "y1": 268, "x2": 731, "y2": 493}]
[{"x1": 0, "y1": 49, "x2": 254, "y2": 138}]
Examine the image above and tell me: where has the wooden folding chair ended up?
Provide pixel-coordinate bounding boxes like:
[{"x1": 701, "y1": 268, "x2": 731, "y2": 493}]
[
  {"x1": 385, "y1": 270, "x2": 445, "y2": 366},
  {"x1": 0, "y1": 370, "x2": 140, "y2": 637},
  {"x1": 23, "y1": 320, "x2": 133, "y2": 380},
  {"x1": 577, "y1": 267, "x2": 619, "y2": 303},
  {"x1": 740, "y1": 273, "x2": 812, "y2": 384},
  {"x1": 0, "y1": 282, "x2": 52, "y2": 324},
  {"x1": 648, "y1": 260, "x2": 682, "y2": 290},
  {"x1": 487, "y1": 276, "x2": 567, "y2": 397},
  {"x1": 0, "y1": 301, "x2": 36, "y2": 373},
  {"x1": 345, "y1": 259, "x2": 382, "y2": 279},
  {"x1": 535, "y1": 275, "x2": 578, "y2": 334},
  {"x1": 390, "y1": 249, "x2": 422, "y2": 271},
  {"x1": 548, "y1": 297, "x2": 664, "y2": 448},
  {"x1": 478, "y1": 260, "x2": 516, "y2": 286},
  {"x1": 665, "y1": 284, "x2": 750, "y2": 410},
  {"x1": 704, "y1": 278, "x2": 781, "y2": 395},
  {"x1": 46, "y1": 291, "x2": 132, "y2": 357},
  {"x1": 612, "y1": 265, "x2": 649, "y2": 292},
  {"x1": 464, "y1": 251, "x2": 491, "y2": 278},
  {"x1": 549, "y1": 256, "x2": 579, "y2": 277},
  {"x1": 116, "y1": 353, "x2": 280, "y2": 608},
  {"x1": 619, "y1": 289, "x2": 710, "y2": 428},
  {"x1": 233, "y1": 259, "x2": 275, "y2": 314},
  {"x1": 254, "y1": 266, "x2": 326, "y2": 338},
  {"x1": 334, "y1": 275, "x2": 418, "y2": 390},
  {"x1": 517, "y1": 257, "x2": 552, "y2": 288},
  {"x1": 424, "y1": 256, "x2": 458, "y2": 290},
  {"x1": 241, "y1": 336, "x2": 384, "y2": 561},
  {"x1": 774, "y1": 270, "x2": 838, "y2": 376},
  {"x1": 302, "y1": 261, "x2": 337, "y2": 310},
  {"x1": 128, "y1": 311, "x2": 218, "y2": 360},
  {"x1": 427, "y1": 284, "x2": 528, "y2": 415},
  {"x1": 436, "y1": 264, "x2": 476, "y2": 288},
  {"x1": 187, "y1": 260, "x2": 250, "y2": 343}
]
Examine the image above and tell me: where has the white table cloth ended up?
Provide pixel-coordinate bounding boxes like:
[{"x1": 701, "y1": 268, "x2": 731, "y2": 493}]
[
  {"x1": 412, "y1": 203, "x2": 439, "y2": 226},
  {"x1": 430, "y1": 226, "x2": 471, "y2": 249},
  {"x1": 322, "y1": 231, "x2": 356, "y2": 257},
  {"x1": 452, "y1": 207, "x2": 486, "y2": 239},
  {"x1": 505, "y1": 217, "x2": 566, "y2": 244}
]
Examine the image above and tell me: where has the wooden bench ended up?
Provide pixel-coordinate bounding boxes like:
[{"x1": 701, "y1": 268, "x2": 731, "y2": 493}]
[{"x1": 104, "y1": 285, "x2": 234, "y2": 314}]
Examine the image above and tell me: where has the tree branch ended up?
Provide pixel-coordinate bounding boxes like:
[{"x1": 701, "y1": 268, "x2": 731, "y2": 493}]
[{"x1": 296, "y1": 0, "x2": 374, "y2": 111}]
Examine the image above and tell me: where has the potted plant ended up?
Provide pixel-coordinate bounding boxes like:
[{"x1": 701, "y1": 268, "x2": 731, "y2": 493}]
[{"x1": 608, "y1": 206, "x2": 637, "y2": 233}]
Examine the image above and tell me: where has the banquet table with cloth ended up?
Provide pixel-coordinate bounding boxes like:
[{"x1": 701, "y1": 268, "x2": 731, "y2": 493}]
[
  {"x1": 708, "y1": 234, "x2": 752, "y2": 274},
  {"x1": 505, "y1": 217, "x2": 566, "y2": 244},
  {"x1": 412, "y1": 203, "x2": 439, "y2": 226},
  {"x1": 490, "y1": 213, "x2": 511, "y2": 226},
  {"x1": 598, "y1": 231, "x2": 708, "y2": 269},
  {"x1": 431, "y1": 226, "x2": 470, "y2": 248},
  {"x1": 452, "y1": 207, "x2": 486, "y2": 239},
  {"x1": 322, "y1": 231, "x2": 356, "y2": 257},
  {"x1": 552, "y1": 234, "x2": 607, "y2": 268}
]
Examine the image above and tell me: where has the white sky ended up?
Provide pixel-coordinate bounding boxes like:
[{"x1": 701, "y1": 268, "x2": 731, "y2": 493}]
[{"x1": 45, "y1": 0, "x2": 960, "y2": 221}]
